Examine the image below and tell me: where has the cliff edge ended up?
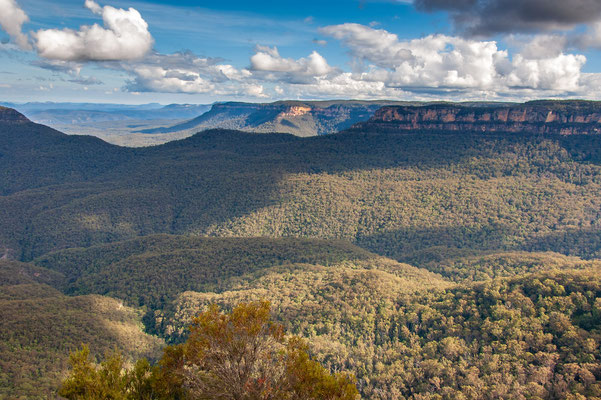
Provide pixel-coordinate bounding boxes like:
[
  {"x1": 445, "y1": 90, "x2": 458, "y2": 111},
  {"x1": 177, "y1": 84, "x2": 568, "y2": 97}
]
[{"x1": 351, "y1": 100, "x2": 601, "y2": 135}]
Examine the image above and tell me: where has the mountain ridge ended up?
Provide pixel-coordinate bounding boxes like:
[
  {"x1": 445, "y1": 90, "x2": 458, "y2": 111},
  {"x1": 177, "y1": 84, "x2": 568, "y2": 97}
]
[
  {"x1": 139, "y1": 100, "x2": 427, "y2": 136},
  {"x1": 0, "y1": 107, "x2": 30, "y2": 123},
  {"x1": 350, "y1": 100, "x2": 601, "y2": 135}
]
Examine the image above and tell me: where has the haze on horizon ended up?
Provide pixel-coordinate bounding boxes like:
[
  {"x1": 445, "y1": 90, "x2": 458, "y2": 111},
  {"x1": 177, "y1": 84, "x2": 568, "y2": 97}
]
[{"x1": 3, "y1": 0, "x2": 601, "y2": 104}]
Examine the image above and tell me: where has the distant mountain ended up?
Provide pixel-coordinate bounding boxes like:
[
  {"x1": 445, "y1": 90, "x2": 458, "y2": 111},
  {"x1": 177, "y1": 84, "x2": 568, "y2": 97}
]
[
  {"x1": 139, "y1": 100, "x2": 424, "y2": 136},
  {"x1": 1, "y1": 102, "x2": 211, "y2": 125}
]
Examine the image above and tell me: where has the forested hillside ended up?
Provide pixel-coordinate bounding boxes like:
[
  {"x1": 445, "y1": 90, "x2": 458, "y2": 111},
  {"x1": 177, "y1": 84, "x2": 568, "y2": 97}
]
[
  {"x1": 157, "y1": 264, "x2": 601, "y2": 399},
  {"x1": 4, "y1": 105, "x2": 601, "y2": 398},
  {"x1": 0, "y1": 261, "x2": 163, "y2": 399},
  {"x1": 34, "y1": 235, "x2": 434, "y2": 308},
  {"x1": 3, "y1": 107, "x2": 601, "y2": 262}
]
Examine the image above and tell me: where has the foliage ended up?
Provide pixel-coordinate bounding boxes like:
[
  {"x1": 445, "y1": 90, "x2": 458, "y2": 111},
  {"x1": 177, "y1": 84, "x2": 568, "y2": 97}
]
[
  {"x1": 159, "y1": 266, "x2": 601, "y2": 399},
  {"x1": 0, "y1": 261, "x2": 163, "y2": 399},
  {"x1": 5, "y1": 117, "x2": 601, "y2": 262},
  {"x1": 59, "y1": 346, "x2": 156, "y2": 400},
  {"x1": 34, "y1": 235, "x2": 382, "y2": 309},
  {"x1": 415, "y1": 250, "x2": 601, "y2": 282},
  {"x1": 60, "y1": 302, "x2": 359, "y2": 400},
  {"x1": 8, "y1": 109, "x2": 601, "y2": 399}
]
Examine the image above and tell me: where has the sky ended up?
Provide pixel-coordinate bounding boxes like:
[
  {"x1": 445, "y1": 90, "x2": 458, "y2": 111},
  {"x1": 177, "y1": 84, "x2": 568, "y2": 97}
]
[{"x1": 2, "y1": 0, "x2": 601, "y2": 104}]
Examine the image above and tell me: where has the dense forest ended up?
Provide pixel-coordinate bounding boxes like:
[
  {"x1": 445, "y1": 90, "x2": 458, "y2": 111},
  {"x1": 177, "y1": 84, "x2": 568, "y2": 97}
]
[
  {"x1": 5, "y1": 111, "x2": 601, "y2": 262},
  {"x1": 4, "y1": 105, "x2": 601, "y2": 398}
]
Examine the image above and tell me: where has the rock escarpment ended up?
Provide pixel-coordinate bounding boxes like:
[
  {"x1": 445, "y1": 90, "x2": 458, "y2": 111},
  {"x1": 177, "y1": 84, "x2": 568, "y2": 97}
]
[{"x1": 351, "y1": 101, "x2": 601, "y2": 135}]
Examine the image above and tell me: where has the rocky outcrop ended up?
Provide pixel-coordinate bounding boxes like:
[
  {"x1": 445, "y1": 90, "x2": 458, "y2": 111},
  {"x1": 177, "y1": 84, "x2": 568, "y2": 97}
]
[{"x1": 351, "y1": 101, "x2": 601, "y2": 135}]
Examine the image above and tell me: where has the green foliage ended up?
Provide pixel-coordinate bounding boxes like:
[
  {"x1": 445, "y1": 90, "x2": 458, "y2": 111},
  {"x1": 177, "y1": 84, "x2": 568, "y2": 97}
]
[
  {"x1": 5, "y1": 118, "x2": 601, "y2": 262},
  {"x1": 0, "y1": 261, "x2": 163, "y2": 399},
  {"x1": 371, "y1": 268, "x2": 601, "y2": 399},
  {"x1": 416, "y1": 251, "x2": 601, "y2": 282},
  {"x1": 59, "y1": 346, "x2": 156, "y2": 400},
  {"x1": 34, "y1": 235, "x2": 384, "y2": 309},
  {"x1": 158, "y1": 266, "x2": 601, "y2": 399},
  {"x1": 60, "y1": 302, "x2": 359, "y2": 400},
  {"x1": 8, "y1": 109, "x2": 601, "y2": 399}
]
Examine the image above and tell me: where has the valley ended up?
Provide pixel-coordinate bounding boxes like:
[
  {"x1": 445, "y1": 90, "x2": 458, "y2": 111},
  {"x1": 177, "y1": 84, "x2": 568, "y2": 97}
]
[{"x1": 3, "y1": 101, "x2": 601, "y2": 398}]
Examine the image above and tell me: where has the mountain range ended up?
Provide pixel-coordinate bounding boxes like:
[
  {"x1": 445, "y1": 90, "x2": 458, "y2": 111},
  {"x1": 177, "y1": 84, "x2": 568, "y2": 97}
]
[{"x1": 1, "y1": 102, "x2": 211, "y2": 124}]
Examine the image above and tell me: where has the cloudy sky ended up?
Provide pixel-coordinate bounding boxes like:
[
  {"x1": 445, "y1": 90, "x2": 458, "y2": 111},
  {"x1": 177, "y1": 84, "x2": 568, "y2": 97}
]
[{"x1": 2, "y1": 0, "x2": 601, "y2": 104}]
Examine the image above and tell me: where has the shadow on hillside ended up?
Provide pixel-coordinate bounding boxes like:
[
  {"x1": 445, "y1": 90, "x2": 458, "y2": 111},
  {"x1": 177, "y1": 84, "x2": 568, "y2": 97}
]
[
  {"x1": 355, "y1": 223, "x2": 601, "y2": 268},
  {"x1": 6, "y1": 128, "x2": 601, "y2": 260},
  {"x1": 523, "y1": 227, "x2": 601, "y2": 259},
  {"x1": 354, "y1": 223, "x2": 518, "y2": 264}
]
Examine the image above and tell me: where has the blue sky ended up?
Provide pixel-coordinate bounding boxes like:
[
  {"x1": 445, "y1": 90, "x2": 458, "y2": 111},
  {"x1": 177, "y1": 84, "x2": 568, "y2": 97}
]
[{"x1": 2, "y1": 0, "x2": 601, "y2": 104}]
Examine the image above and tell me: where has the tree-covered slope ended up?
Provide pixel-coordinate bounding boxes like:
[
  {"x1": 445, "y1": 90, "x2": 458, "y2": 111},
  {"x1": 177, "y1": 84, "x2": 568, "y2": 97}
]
[
  {"x1": 160, "y1": 265, "x2": 601, "y2": 399},
  {"x1": 3, "y1": 121, "x2": 601, "y2": 263},
  {"x1": 0, "y1": 261, "x2": 163, "y2": 399},
  {"x1": 33, "y1": 234, "x2": 444, "y2": 309},
  {"x1": 414, "y1": 250, "x2": 601, "y2": 282},
  {"x1": 0, "y1": 108, "x2": 132, "y2": 195}
]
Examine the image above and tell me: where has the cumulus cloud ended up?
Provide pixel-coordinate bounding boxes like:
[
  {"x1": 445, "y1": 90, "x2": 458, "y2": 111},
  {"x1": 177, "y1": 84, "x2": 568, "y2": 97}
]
[
  {"x1": 250, "y1": 46, "x2": 334, "y2": 84},
  {"x1": 122, "y1": 51, "x2": 263, "y2": 96},
  {"x1": 0, "y1": 0, "x2": 31, "y2": 50},
  {"x1": 321, "y1": 23, "x2": 586, "y2": 95},
  {"x1": 32, "y1": 0, "x2": 153, "y2": 61},
  {"x1": 125, "y1": 65, "x2": 215, "y2": 93},
  {"x1": 115, "y1": 23, "x2": 591, "y2": 100},
  {"x1": 507, "y1": 54, "x2": 585, "y2": 91},
  {"x1": 414, "y1": 0, "x2": 601, "y2": 36},
  {"x1": 6, "y1": 0, "x2": 598, "y2": 101},
  {"x1": 508, "y1": 34, "x2": 568, "y2": 59}
]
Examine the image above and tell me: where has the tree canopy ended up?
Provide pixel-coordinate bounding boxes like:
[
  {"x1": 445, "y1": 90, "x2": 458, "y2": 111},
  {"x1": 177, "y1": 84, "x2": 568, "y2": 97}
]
[{"x1": 59, "y1": 301, "x2": 358, "y2": 400}]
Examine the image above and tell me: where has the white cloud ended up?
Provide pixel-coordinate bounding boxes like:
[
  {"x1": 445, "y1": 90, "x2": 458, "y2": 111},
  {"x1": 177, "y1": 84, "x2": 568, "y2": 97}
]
[
  {"x1": 250, "y1": 46, "x2": 333, "y2": 83},
  {"x1": 7, "y1": 0, "x2": 599, "y2": 101},
  {"x1": 321, "y1": 23, "x2": 413, "y2": 70},
  {"x1": 510, "y1": 34, "x2": 568, "y2": 59},
  {"x1": 126, "y1": 65, "x2": 214, "y2": 93},
  {"x1": 32, "y1": 0, "x2": 153, "y2": 61},
  {"x1": 122, "y1": 51, "x2": 263, "y2": 96},
  {"x1": 115, "y1": 24, "x2": 592, "y2": 100},
  {"x1": 507, "y1": 54, "x2": 585, "y2": 91},
  {"x1": 320, "y1": 23, "x2": 588, "y2": 96},
  {"x1": 0, "y1": 0, "x2": 31, "y2": 50}
]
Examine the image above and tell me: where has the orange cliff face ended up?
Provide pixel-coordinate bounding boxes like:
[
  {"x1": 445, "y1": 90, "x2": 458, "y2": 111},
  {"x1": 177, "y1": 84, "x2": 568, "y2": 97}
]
[
  {"x1": 355, "y1": 102, "x2": 601, "y2": 135},
  {"x1": 277, "y1": 105, "x2": 312, "y2": 120}
]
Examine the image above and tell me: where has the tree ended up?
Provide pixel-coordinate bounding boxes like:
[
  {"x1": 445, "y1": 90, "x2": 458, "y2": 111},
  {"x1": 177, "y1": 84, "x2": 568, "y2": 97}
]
[{"x1": 59, "y1": 301, "x2": 358, "y2": 400}]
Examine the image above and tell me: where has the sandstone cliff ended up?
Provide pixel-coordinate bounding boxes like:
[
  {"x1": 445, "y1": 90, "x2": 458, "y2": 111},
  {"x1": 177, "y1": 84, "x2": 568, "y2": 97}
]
[{"x1": 351, "y1": 101, "x2": 601, "y2": 135}]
